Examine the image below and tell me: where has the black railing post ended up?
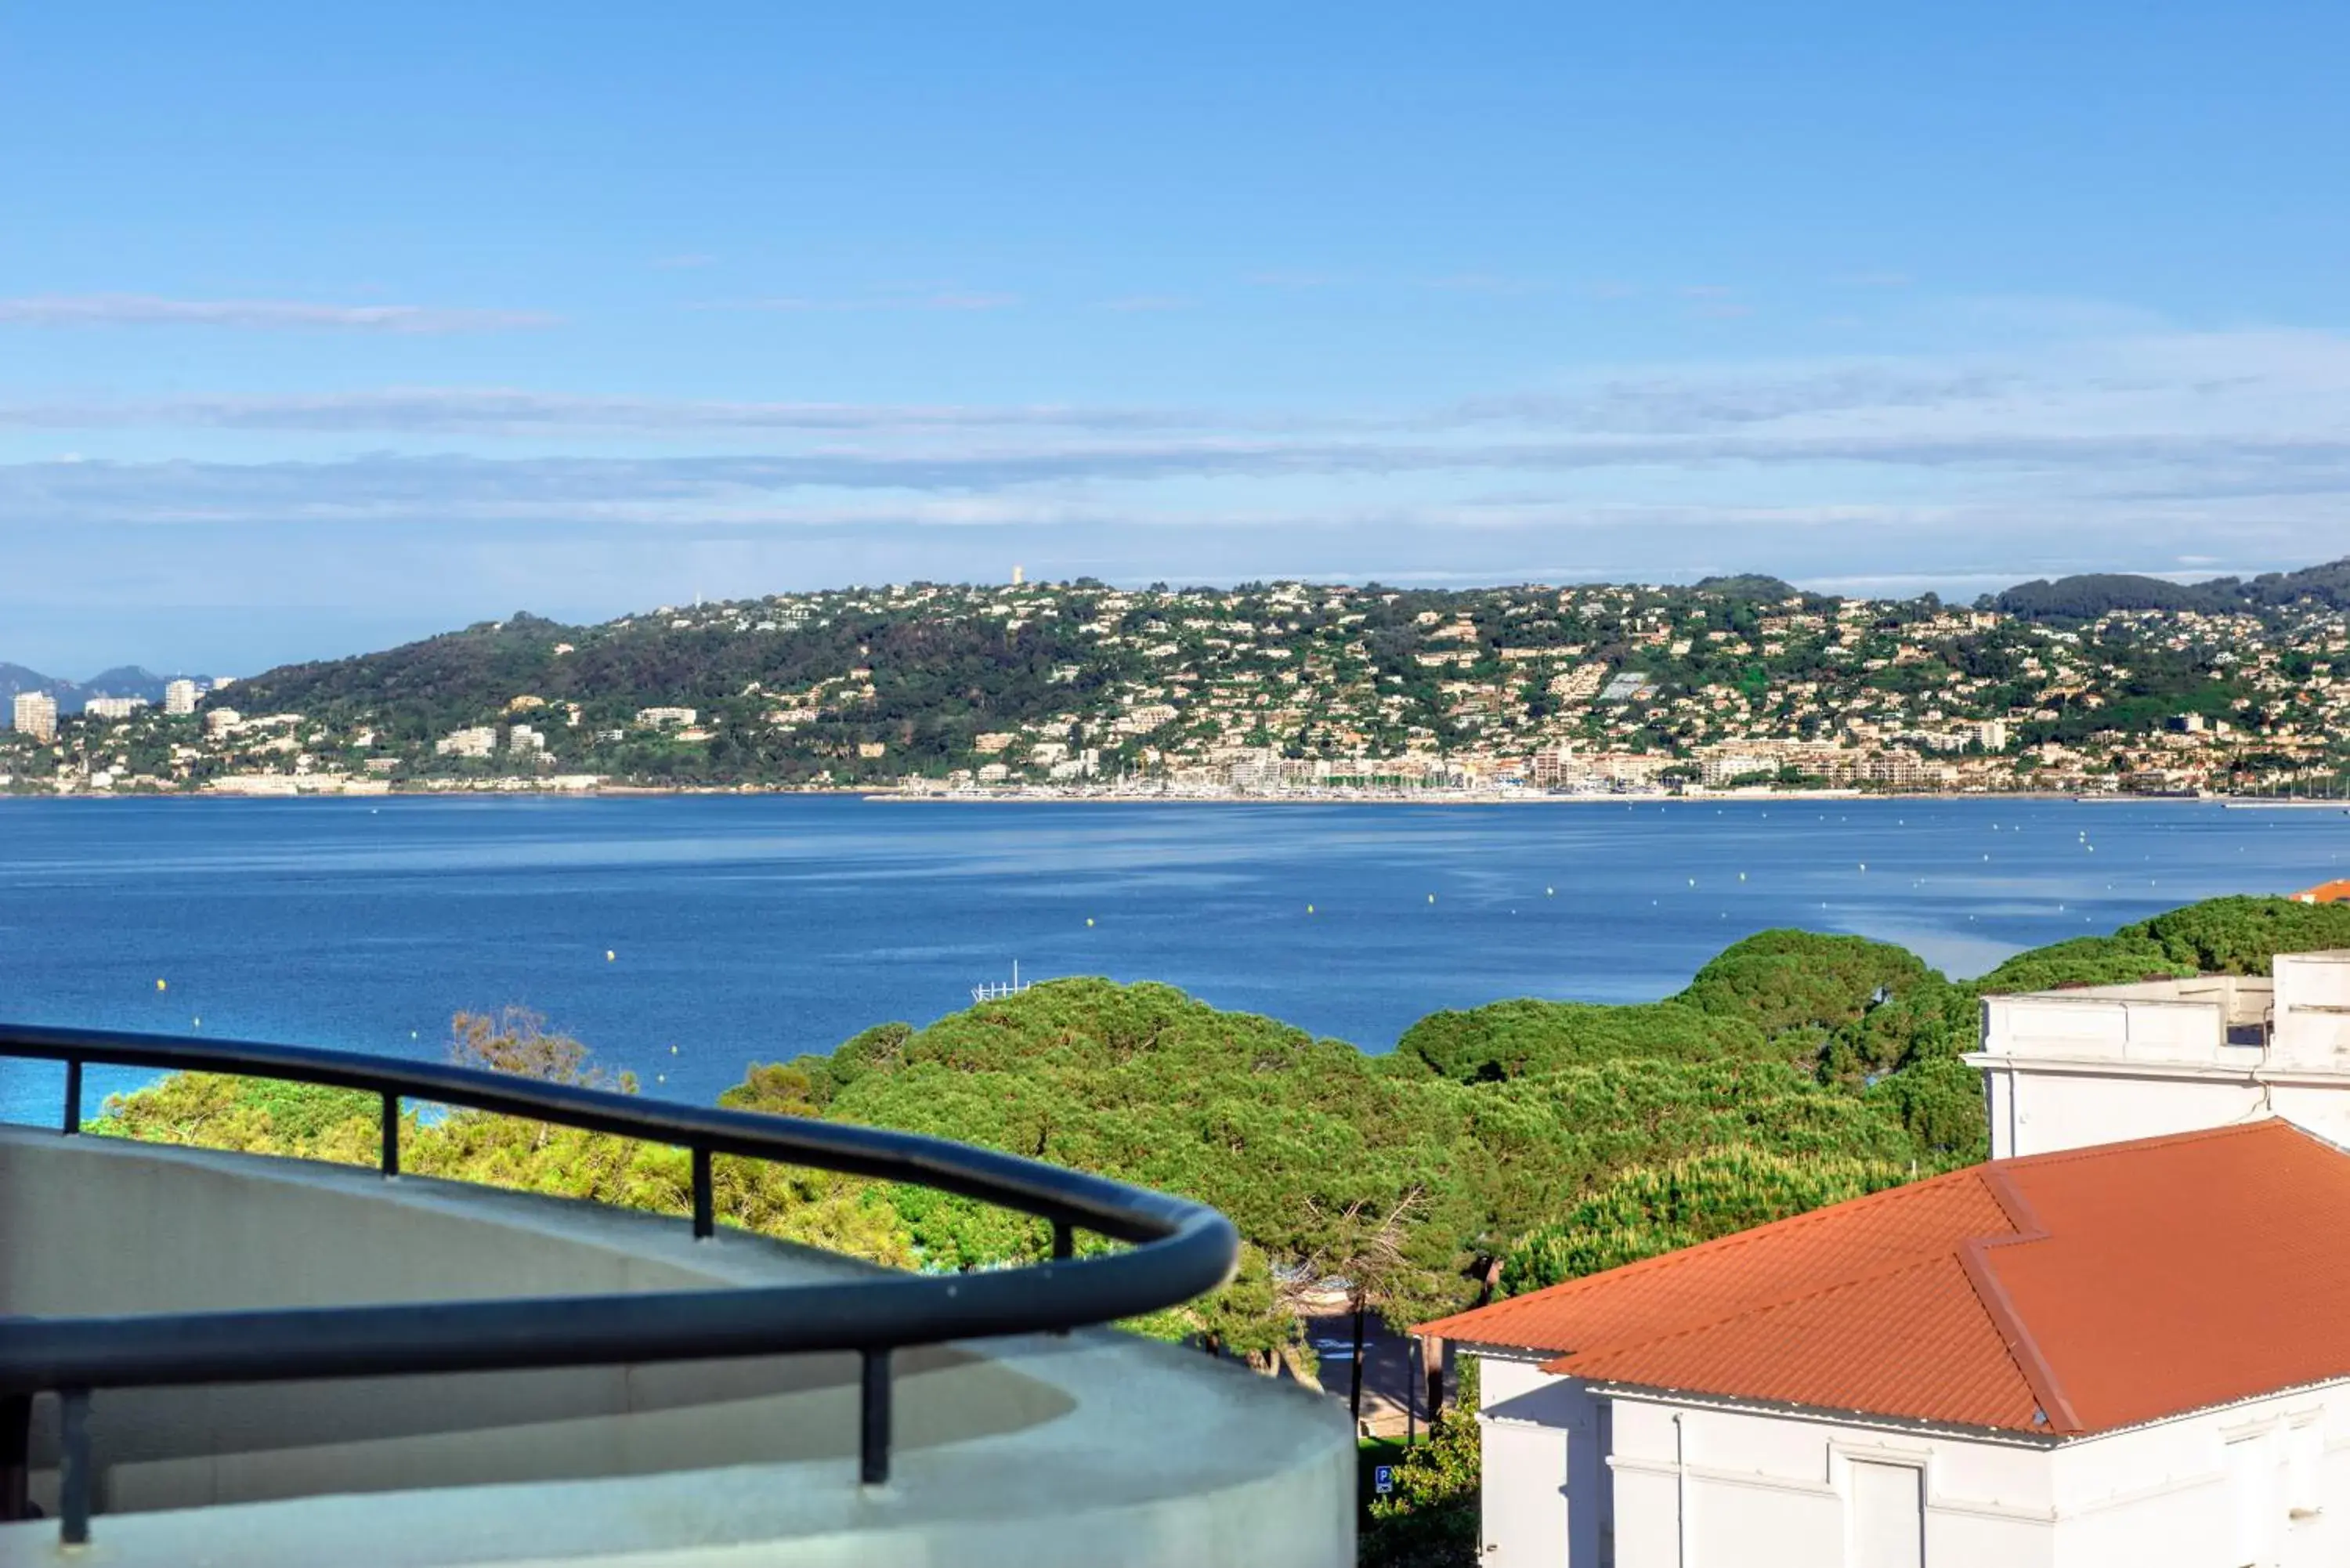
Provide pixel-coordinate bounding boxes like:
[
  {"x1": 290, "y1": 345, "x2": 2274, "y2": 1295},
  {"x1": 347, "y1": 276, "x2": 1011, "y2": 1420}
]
[
  {"x1": 59, "y1": 1387, "x2": 90, "y2": 1546},
  {"x1": 1050, "y1": 1219, "x2": 1075, "y2": 1335},
  {"x1": 62, "y1": 1056, "x2": 82, "y2": 1135},
  {"x1": 1405, "y1": 1335, "x2": 1418, "y2": 1447},
  {"x1": 1348, "y1": 1300, "x2": 1367, "y2": 1427},
  {"x1": 692, "y1": 1145, "x2": 714, "y2": 1240},
  {"x1": 860, "y1": 1348, "x2": 891, "y2": 1487},
  {"x1": 0, "y1": 1393, "x2": 29, "y2": 1523},
  {"x1": 381, "y1": 1090, "x2": 400, "y2": 1177}
]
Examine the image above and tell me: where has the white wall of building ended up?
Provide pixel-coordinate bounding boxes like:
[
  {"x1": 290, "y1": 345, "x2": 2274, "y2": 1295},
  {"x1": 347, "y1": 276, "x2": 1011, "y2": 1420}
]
[
  {"x1": 1471, "y1": 1349, "x2": 2350, "y2": 1568},
  {"x1": 1973, "y1": 954, "x2": 2350, "y2": 1160}
]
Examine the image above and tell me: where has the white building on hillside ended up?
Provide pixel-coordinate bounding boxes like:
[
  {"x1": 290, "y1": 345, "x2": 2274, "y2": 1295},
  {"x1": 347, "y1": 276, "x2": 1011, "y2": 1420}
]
[
  {"x1": 1429, "y1": 949, "x2": 2350, "y2": 1568},
  {"x1": 434, "y1": 726, "x2": 498, "y2": 759},
  {"x1": 11, "y1": 690, "x2": 58, "y2": 742},
  {"x1": 1969, "y1": 950, "x2": 2350, "y2": 1158}
]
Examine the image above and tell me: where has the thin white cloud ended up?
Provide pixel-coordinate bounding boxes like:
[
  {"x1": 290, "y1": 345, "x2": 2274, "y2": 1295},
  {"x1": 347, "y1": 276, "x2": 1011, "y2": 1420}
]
[
  {"x1": 3, "y1": 326, "x2": 2346, "y2": 597},
  {"x1": 0, "y1": 388, "x2": 1213, "y2": 435},
  {"x1": 0, "y1": 294, "x2": 560, "y2": 333}
]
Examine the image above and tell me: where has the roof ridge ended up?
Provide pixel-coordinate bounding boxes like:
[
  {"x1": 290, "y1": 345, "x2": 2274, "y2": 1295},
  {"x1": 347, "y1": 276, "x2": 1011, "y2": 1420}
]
[
  {"x1": 1421, "y1": 1165, "x2": 1994, "y2": 1336},
  {"x1": 1958, "y1": 1166, "x2": 2081, "y2": 1434}
]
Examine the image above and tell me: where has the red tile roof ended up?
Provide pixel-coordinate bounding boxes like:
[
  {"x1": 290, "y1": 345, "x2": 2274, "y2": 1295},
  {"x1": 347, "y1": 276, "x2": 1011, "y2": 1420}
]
[
  {"x1": 2298, "y1": 879, "x2": 2350, "y2": 904},
  {"x1": 1419, "y1": 1119, "x2": 2350, "y2": 1435}
]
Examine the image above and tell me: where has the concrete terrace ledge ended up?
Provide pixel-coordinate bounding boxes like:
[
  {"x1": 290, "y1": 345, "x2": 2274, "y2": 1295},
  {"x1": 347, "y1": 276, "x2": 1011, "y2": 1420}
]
[{"x1": 0, "y1": 1126, "x2": 1354, "y2": 1567}]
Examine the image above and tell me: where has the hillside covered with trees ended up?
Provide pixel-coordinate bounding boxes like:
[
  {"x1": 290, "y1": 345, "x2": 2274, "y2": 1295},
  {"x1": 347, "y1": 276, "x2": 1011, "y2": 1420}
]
[{"x1": 25, "y1": 556, "x2": 2344, "y2": 799}]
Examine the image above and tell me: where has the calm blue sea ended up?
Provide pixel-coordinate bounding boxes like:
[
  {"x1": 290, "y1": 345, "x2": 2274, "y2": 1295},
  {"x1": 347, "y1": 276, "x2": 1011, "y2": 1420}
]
[{"x1": 4, "y1": 795, "x2": 2348, "y2": 1123}]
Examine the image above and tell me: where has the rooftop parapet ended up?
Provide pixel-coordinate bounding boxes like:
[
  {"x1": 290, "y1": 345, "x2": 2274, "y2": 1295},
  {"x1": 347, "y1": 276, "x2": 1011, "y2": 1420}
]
[
  {"x1": 1969, "y1": 951, "x2": 2350, "y2": 1158},
  {"x1": 1978, "y1": 952, "x2": 2350, "y2": 1074}
]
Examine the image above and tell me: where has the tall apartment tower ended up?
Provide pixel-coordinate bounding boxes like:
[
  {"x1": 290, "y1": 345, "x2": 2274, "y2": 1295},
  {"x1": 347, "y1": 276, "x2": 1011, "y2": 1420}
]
[
  {"x1": 11, "y1": 690, "x2": 59, "y2": 742},
  {"x1": 164, "y1": 678, "x2": 200, "y2": 715}
]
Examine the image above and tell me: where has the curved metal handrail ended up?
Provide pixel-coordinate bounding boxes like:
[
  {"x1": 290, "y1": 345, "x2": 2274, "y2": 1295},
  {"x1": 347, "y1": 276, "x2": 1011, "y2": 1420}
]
[{"x1": 0, "y1": 1023, "x2": 1240, "y2": 1545}]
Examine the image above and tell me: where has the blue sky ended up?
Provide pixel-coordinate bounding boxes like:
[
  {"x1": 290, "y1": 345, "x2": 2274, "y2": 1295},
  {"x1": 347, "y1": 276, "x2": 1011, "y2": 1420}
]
[{"x1": 4, "y1": 2, "x2": 2348, "y2": 675}]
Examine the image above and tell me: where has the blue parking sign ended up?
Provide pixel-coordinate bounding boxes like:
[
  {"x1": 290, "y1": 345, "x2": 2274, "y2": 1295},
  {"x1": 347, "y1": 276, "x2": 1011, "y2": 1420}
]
[{"x1": 1374, "y1": 1464, "x2": 1394, "y2": 1495}]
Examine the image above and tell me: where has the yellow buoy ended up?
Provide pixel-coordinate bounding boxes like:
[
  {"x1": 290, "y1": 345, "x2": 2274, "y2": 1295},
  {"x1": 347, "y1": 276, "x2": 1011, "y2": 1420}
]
[
  {"x1": 1306, "y1": 904, "x2": 1314, "y2": 914},
  {"x1": 1426, "y1": 894, "x2": 1436, "y2": 904},
  {"x1": 155, "y1": 978, "x2": 166, "y2": 992},
  {"x1": 606, "y1": 950, "x2": 616, "y2": 962},
  {"x1": 671, "y1": 1044, "x2": 679, "y2": 1054},
  {"x1": 1086, "y1": 917, "x2": 1095, "y2": 927}
]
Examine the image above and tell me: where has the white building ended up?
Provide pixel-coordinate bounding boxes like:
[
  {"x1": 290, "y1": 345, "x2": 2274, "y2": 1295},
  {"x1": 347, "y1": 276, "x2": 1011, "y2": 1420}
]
[
  {"x1": 204, "y1": 707, "x2": 242, "y2": 738},
  {"x1": 164, "y1": 678, "x2": 201, "y2": 715},
  {"x1": 11, "y1": 690, "x2": 59, "y2": 742},
  {"x1": 1426, "y1": 1119, "x2": 2350, "y2": 1567},
  {"x1": 84, "y1": 695, "x2": 148, "y2": 720},
  {"x1": 1971, "y1": 951, "x2": 2350, "y2": 1159},
  {"x1": 508, "y1": 724, "x2": 546, "y2": 753},
  {"x1": 434, "y1": 726, "x2": 499, "y2": 759},
  {"x1": 1430, "y1": 951, "x2": 2350, "y2": 1568}
]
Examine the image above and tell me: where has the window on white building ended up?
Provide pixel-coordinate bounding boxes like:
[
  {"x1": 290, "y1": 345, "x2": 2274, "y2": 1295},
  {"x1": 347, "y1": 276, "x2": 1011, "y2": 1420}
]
[
  {"x1": 1847, "y1": 1460, "x2": 1923, "y2": 1568},
  {"x1": 2288, "y1": 1419, "x2": 2323, "y2": 1519}
]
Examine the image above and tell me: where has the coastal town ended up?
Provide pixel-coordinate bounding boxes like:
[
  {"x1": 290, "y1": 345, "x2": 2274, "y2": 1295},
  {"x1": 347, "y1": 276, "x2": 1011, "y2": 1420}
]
[{"x1": 5, "y1": 571, "x2": 2348, "y2": 800}]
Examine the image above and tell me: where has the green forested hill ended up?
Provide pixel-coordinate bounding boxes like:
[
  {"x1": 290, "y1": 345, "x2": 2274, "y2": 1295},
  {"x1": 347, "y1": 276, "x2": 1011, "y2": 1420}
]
[
  {"x1": 154, "y1": 563, "x2": 2350, "y2": 791},
  {"x1": 1994, "y1": 555, "x2": 2350, "y2": 620}
]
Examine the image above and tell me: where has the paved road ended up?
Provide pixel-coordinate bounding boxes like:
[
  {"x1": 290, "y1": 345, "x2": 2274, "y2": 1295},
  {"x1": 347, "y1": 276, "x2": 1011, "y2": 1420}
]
[{"x1": 1301, "y1": 1309, "x2": 1455, "y2": 1436}]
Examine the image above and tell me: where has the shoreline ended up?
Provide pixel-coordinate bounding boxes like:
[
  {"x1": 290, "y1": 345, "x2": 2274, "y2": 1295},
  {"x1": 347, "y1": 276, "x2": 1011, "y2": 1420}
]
[{"x1": 4, "y1": 786, "x2": 2340, "y2": 808}]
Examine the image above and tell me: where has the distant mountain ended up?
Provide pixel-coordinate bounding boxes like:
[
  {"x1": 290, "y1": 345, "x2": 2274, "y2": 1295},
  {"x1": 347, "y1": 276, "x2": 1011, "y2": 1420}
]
[
  {"x1": 0, "y1": 663, "x2": 63, "y2": 706},
  {"x1": 1690, "y1": 573, "x2": 1802, "y2": 602},
  {"x1": 1992, "y1": 557, "x2": 2350, "y2": 621},
  {"x1": 80, "y1": 667, "x2": 175, "y2": 703},
  {"x1": 0, "y1": 663, "x2": 183, "y2": 713}
]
